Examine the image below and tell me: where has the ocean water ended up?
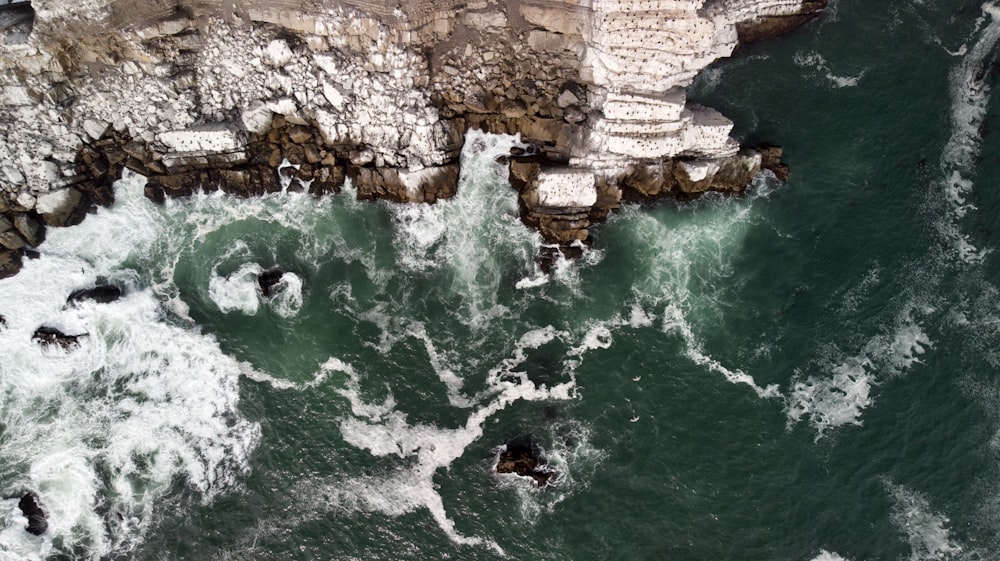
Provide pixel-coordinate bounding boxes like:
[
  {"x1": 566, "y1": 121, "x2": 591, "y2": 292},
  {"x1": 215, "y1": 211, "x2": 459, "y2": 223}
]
[{"x1": 3, "y1": 1, "x2": 1000, "y2": 559}]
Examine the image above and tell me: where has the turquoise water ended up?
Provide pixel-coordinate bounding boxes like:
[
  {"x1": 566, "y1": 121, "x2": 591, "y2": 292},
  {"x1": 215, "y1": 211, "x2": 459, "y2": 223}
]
[{"x1": 3, "y1": 1, "x2": 1000, "y2": 559}]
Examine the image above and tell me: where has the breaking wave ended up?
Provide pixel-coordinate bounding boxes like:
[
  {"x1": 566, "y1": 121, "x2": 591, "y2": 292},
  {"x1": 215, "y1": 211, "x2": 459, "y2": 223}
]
[
  {"x1": 619, "y1": 177, "x2": 782, "y2": 398},
  {"x1": 0, "y1": 175, "x2": 261, "y2": 560},
  {"x1": 387, "y1": 129, "x2": 542, "y2": 330}
]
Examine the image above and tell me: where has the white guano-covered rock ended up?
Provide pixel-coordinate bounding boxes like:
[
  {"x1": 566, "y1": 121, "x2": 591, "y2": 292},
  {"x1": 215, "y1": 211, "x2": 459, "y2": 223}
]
[
  {"x1": 241, "y1": 101, "x2": 274, "y2": 134},
  {"x1": 158, "y1": 127, "x2": 242, "y2": 153},
  {"x1": 322, "y1": 82, "x2": 345, "y2": 110},
  {"x1": 678, "y1": 159, "x2": 721, "y2": 182},
  {"x1": 36, "y1": 188, "x2": 81, "y2": 226},
  {"x1": 536, "y1": 170, "x2": 597, "y2": 207},
  {"x1": 265, "y1": 39, "x2": 293, "y2": 67}
]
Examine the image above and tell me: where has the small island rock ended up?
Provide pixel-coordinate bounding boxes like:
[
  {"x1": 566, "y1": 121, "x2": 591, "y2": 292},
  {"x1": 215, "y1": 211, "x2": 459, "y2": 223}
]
[{"x1": 18, "y1": 492, "x2": 48, "y2": 536}]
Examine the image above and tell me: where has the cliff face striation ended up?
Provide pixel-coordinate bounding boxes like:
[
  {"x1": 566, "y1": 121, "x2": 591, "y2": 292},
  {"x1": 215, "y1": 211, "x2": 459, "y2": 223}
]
[{"x1": 0, "y1": 0, "x2": 825, "y2": 276}]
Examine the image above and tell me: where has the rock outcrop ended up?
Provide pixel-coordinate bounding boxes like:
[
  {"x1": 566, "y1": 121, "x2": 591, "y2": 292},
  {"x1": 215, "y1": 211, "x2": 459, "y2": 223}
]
[
  {"x1": 32, "y1": 325, "x2": 86, "y2": 349},
  {"x1": 0, "y1": 0, "x2": 826, "y2": 276},
  {"x1": 494, "y1": 436, "x2": 556, "y2": 487},
  {"x1": 257, "y1": 268, "x2": 284, "y2": 297},
  {"x1": 18, "y1": 492, "x2": 48, "y2": 536},
  {"x1": 67, "y1": 284, "x2": 123, "y2": 306}
]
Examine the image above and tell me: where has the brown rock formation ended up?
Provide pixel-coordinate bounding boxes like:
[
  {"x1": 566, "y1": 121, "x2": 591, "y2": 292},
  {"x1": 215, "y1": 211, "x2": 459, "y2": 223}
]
[{"x1": 0, "y1": 0, "x2": 822, "y2": 278}]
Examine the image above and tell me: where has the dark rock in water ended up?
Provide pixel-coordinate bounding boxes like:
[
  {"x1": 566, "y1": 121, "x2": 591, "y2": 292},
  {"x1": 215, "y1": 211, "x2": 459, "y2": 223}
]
[
  {"x1": 18, "y1": 493, "x2": 48, "y2": 536},
  {"x1": 509, "y1": 144, "x2": 536, "y2": 157},
  {"x1": 757, "y1": 145, "x2": 790, "y2": 183},
  {"x1": 495, "y1": 436, "x2": 556, "y2": 487},
  {"x1": 67, "y1": 285, "x2": 122, "y2": 306},
  {"x1": 258, "y1": 268, "x2": 284, "y2": 297},
  {"x1": 33, "y1": 326, "x2": 86, "y2": 349}
]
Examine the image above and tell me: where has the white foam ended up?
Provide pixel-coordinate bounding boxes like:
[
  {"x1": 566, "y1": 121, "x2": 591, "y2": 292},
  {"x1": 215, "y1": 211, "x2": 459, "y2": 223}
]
[
  {"x1": 787, "y1": 358, "x2": 873, "y2": 437},
  {"x1": 514, "y1": 271, "x2": 550, "y2": 290},
  {"x1": 886, "y1": 482, "x2": 965, "y2": 561},
  {"x1": 809, "y1": 552, "x2": 851, "y2": 561},
  {"x1": 290, "y1": 321, "x2": 614, "y2": 552},
  {"x1": 387, "y1": 130, "x2": 540, "y2": 330},
  {"x1": 0, "y1": 181, "x2": 261, "y2": 559},
  {"x1": 793, "y1": 50, "x2": 866, "y2": 88},
  {"x1": 407, "y1": 323, "x2": 474, "y2": 408},
  {"x1": 209, "y1": 262, "x2": 263, "y2": 315},
  {"x1": 617, "y1": 188, "x2": 783, "y2": 398},
  {"x1": 268, "y1": 272, "x2": 303, "y2": 318},
  {"x1": 628, "y1": 304, "x2": 655, "y2": 328},
  {"x1": 663, "y1": 304, "x2": 782, "y2": 399},
  {"x1": 787, "y1": 307, "x2": 932, "y2": 437},
  {"x1": 934, "y1": 3, "x2": 1000, "y2": 264}
]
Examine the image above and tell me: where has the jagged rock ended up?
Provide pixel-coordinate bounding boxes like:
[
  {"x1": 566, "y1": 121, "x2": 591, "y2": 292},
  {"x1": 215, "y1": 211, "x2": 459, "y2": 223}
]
[
  {"x1": 0, "y1": 0, "x2": 821, "y2": 279},
  {"x1": 257, "y1": 268, "x2": 283, "y2": 297},
  {"x1": 758, "y1": 145, "x2": 790, "y2": 182},
  {"x1": 13, "y1": 212, "x2": 43, "y2": 246},
  {"x1": 737, "y1": 1, "x2": 828, "y2": 44},
  {"x1": 35, "y1": 188, "x2": 84, "y2": 227},
  {"x1": 32, "y1": 326, "x2": 86, "y2": 349},
  {"x1": 0, "y1": 248, "x2": 21, "y2": 279},
  {"x1": 288, "y1": 126, "x2": 313, "y2": 144},
  {"x1": 0, "y1": 227, "x2": 26, "y2": 250},
  {"x1": 18, "y1": 493, "x2": 47, "y2": 536},
  {"x1": 350, "y1": 164, "x2": 459, "y2": 203},
  {"x1": 67, "y1": 285, "x2": 122, "y2": 306},
  {"x1": 495, "y1": 436, "x2": 556, "y2": 487}
]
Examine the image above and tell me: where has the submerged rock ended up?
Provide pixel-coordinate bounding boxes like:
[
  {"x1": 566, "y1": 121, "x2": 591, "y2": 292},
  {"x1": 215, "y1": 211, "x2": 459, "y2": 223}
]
[
  {"x1": 18, "y1": 492, "x2": 47, "y2": 536},
  {"x1": 67, "y1": 284, "x2": 122, "y2": 306},
  {"x1": 32, "y1": 326, "x2": 86, "y2": 349},
  {"x1": 495, "y1": 436, "x2": 556, "y2": 487},
  {"x1": 257, "y1": 268, "x2": 284, "y2": 297}
]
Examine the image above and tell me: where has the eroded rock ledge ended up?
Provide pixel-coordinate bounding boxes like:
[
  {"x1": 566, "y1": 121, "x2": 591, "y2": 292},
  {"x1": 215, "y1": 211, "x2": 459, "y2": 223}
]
[{"x1": 0, "y1": 0, "x2": 825, "y2": 277}]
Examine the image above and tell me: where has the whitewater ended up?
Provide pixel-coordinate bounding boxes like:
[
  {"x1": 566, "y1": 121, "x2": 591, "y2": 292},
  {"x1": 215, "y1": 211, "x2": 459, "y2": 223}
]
[{"x1": 5, "y1": 1, "x2": 1000, "y2": 560}]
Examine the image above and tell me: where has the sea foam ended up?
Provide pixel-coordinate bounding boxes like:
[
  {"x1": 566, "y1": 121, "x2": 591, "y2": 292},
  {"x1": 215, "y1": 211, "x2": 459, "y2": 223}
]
[
  {"x1": 787, "y1": 308, "x2": 931, "y2": 437},
  {"x1": 0, "y1": 175, "x2": 260, "y2": 560},
  {"x1": 386, "y1": 129, "x2": 541, "y2": 330},
  {"x1": 887, "y1": 482, "x2": 967, "y2": 561}
]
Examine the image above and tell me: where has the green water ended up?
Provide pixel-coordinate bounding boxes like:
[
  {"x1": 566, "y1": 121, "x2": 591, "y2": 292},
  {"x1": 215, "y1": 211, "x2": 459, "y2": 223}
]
[{"x1": 4, "y1": 1, "x2": 1000, "y2": 560}]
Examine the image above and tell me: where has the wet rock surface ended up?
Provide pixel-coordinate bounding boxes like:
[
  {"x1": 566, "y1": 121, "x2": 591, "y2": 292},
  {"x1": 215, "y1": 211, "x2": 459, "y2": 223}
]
[
  {"x1": 32, "y1": 326, "x2": 86, "y2": 349},
  {"x1": 67, "y1": 284, "x2": 122, "y2": 306},
  {"x1": 495, "y1": 436, "x2": 556, "y2": 487},
  {"x1": 18, "y1": 492, "x2": 48, "y2": 536},
  {"x1": 257, "y1": 268, "x2": 284, "y2": 297}
]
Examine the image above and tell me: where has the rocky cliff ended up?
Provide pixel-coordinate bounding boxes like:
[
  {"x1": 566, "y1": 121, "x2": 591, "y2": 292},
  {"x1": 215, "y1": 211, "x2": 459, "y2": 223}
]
[{"x1": 0, "y1": 0, "x2": 824, "y2": 276}]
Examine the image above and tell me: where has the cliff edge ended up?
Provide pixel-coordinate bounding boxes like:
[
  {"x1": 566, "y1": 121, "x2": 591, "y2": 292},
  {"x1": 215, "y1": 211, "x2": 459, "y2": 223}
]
[{"x1": 0, "y1": 0, "x2": 825, "y2": 276}]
